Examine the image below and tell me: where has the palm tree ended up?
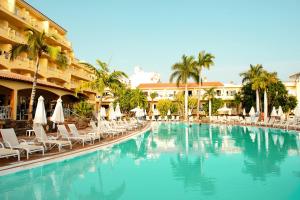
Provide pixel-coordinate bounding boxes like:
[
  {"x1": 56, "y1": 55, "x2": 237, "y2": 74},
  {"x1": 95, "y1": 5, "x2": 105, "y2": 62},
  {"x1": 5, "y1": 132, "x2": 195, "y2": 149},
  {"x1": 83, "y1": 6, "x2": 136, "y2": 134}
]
[
  {"x1": 78, "y1": 59, "x2": 128, "y2": 109},
  {"x1": 203, "y1": 87, "x2": 216, "y2": 118},
  {"x1": 10, "y1": 28, "x2": 67, "y2": 120},
  {"x1": 195, "y1": 51, "x2": 215, "y2": 119},
  {"x1": 149, "y1": 92, "x2": 158, "y2": 114},
  {"x1": 233, "y1": 92, "x2": 242, "y2": 114},
  {"x1": 252, "y1": 70, "x2": 278, "y2": 122},
  {"x1": 170, "y1": 55, "x2": 198, "y2": 120},
  {"x1": 240, "y1": 64, "x2": 264, "y2": 113}
]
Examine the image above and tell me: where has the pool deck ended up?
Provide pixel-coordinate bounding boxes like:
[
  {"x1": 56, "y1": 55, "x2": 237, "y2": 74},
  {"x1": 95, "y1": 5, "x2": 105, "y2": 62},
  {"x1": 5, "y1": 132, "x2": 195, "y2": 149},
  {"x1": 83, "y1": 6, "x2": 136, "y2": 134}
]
[{"x1": 0, "y1": 122, "x2": 151, "y2": 176}]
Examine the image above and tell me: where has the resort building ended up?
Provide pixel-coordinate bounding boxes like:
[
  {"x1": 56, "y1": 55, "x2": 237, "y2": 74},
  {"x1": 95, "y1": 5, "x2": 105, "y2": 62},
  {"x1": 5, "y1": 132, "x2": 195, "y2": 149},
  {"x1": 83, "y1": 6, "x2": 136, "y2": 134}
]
[
  {"x1": 0, "y1": 0, "x2": 97, "y2": 120},
  {"x1": 137, "y1": 76, "x2": 300, "y2": 114}
]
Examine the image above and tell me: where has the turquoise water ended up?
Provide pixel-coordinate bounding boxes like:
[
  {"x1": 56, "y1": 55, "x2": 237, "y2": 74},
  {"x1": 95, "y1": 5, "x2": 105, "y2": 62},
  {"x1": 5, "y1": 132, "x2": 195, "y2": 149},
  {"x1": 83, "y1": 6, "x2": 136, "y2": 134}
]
[{"x1": 1, "y1": 123, "x2": 300, "y2": 200}]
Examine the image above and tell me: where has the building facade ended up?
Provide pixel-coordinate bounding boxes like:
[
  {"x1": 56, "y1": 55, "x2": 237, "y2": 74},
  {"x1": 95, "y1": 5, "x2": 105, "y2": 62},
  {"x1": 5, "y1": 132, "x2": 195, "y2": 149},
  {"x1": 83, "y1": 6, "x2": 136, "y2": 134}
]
[
  {"x1": 137, "y1": 78, "x2": 300, "y2": 115},
  {"x1": 0, "y1": 0, "x2": 97, "y2": 120}
]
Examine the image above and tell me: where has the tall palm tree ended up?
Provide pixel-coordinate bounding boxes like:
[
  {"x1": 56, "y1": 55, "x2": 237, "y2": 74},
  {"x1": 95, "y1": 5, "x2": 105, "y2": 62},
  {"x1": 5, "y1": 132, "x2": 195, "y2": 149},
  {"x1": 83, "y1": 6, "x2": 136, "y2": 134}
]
[
  {"x1": 78, "y1": 59, "x2": 128, "y2": 109},
  {"x1": 252, "y1": 70, "x2": 278, "y2": 122},
  {"x1": 10, "y1": 28, "x2": 68, "y2": 120},
  {"x1": 240, "y1": 64, "x2": 264, "y2": 113},
  {"x1": 149, "y1": 92, "x2": 158, "y2": 114},
  {"x1": 170, "y1": 55, "x2": 198, "y2": 121},
  {"x1": 203, "y1": 87, "x2": 216, "y2": 118},
  {"x1": 195, "y1": 51, "x2": 215, "y2": 119}
]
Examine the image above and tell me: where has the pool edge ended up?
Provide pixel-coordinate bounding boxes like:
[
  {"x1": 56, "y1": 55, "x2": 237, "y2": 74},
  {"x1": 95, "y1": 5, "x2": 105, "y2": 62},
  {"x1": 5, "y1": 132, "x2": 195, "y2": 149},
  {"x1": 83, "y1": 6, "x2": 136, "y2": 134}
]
[{"x1": 0, "y1": 124, "x2": 151, "y2": 176}]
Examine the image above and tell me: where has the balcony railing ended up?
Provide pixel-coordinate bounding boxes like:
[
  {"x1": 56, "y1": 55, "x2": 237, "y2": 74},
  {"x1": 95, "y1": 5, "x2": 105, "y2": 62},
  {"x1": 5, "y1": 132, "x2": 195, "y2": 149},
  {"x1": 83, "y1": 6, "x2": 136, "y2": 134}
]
[
  {"x1": 0, "y1": 106, "x2": 11, "y2": 119},
  {"x1": 0, "y1": 26, "x2": 26, "y2": 44}
]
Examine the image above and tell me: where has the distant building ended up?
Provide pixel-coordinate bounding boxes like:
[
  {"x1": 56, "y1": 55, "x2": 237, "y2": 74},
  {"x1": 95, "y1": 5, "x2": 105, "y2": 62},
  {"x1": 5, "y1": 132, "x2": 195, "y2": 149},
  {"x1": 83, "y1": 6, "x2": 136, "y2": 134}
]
[{"x1": 137, "y1": 75, "x2": 300, "y2": 114}]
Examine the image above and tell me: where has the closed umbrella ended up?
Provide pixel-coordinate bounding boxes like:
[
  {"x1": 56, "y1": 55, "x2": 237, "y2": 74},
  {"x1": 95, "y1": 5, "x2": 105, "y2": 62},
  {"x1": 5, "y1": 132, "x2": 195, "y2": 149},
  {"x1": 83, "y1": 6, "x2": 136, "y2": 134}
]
[
  {"x1": 294, "y1": 106, "x2": 300, "y2": 117},
  {"x1": 249, "y1": 106, "x2": 255, "y2": 116},
  {"x1": 115, "y1": 103, "x2": 122, "y2": 118},
  {"x1": 167, "y1": 109, "x2": 171, "y2": 116},
  {"x1": 188, "y1": 109, "x2": 192, "y2": 116},
  {"x1": 109, "y1": 105, "x2": 116, "y2": 120},
  {"x1": 277, "y1": 106, "x2": 284, "y2": 120},
  {"x1": 100, "y1": 107, "x2": 106, "y2": 118},
  {"x1": 34, "y1": 96, "x2": 47, "y2": 125},
  {"x1": 270, "y1": 106, "x2": 277, "y2": 117},
  {"x1": 144, "y1": 109, "x2": 147, "y2": 116},
  {"x1": 242, "y1": 108, "x2": 246, "y2": 116},
  {"x1": 154, "y1": 109, "x2": 159, "y2": 116},
  {"x1": 50, "y1": 97, "x2": 64, "y2": 124}
]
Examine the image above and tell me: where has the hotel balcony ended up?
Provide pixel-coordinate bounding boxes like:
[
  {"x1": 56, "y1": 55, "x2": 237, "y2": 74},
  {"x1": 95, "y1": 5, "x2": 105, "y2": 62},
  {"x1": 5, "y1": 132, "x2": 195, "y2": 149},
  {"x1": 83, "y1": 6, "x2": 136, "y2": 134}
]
[
  {"x1": 46, "y1": 66, "x2": 70, "y2": 83},
  {"x1": 0, "y1": 25, "x2": 26, "y2": 44},
  {"x1": 0, "y1": 3, "x2": 72, "y2": 50},
  {"x1": 0, "y1": 54, "x2": 35, "y2": 72}
]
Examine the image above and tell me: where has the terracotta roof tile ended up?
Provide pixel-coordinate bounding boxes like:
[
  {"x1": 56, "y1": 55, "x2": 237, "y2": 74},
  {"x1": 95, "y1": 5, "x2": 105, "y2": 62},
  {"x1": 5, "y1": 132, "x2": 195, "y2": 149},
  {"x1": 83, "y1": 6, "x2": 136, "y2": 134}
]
[{"x1": 137, "y1": 82, "x2": 224, "y2": 89}]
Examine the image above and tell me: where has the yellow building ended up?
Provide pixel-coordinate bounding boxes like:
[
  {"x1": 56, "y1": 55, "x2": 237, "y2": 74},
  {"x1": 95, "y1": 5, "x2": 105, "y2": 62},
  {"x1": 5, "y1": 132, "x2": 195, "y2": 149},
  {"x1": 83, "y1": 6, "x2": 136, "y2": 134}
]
[
  {"x1": 138, "y1": 78, "x2": 300, "y2": 115},
  {"x1": 0, "y1": 0, "x2": 96, "y2": 120}
]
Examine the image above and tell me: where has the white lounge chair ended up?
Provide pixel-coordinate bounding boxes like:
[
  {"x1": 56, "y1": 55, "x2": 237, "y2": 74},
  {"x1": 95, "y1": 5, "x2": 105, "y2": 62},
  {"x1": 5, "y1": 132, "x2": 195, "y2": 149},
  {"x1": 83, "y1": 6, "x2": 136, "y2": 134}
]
[
  {"x1": 0, "y1": 128, "x2": 44, "y2": 159},
  {"x1": 33, "y1": 125, "x2": 72, "y2": 151},
  {"x1": 0, "y1": 142, "x2": 20, "y2": 161},
  {"x1": 68, "y1": 124, "x2": 99, "y2": 144},
  {"x1": 57, "y1": 125, "x2": 92, "y2": 147}
]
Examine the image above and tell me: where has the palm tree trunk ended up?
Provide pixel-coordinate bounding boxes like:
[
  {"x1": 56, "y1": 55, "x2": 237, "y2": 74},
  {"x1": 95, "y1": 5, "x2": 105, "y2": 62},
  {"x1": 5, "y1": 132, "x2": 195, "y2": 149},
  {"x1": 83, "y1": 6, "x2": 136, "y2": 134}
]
[
  {"x1": 256, "y1": 89, "x2": 260, "y2": 113},
  {"x1": 28, "y1": 57, "x2": 40, "y2": 121},
  {"x1": 209, "y1": 99, "x2": 212, "y2": 119},
  {"x1": 264, "y1": 89, "x2": 268, "y2": 122},
  {"x1": 184, "y1": 84, "x2": 188, "y2": 121},
  {"x1": 197, "y1": 68, "x2": 202, "y2": 120}
]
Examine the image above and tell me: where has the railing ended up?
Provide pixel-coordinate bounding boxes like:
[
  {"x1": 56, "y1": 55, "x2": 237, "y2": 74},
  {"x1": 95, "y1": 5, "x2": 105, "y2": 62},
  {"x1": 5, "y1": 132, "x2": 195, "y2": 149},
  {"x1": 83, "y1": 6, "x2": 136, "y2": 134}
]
[
  {"x1": 64, "y1": 108, "x2": 80, "y2": 118},
  {"x1": 0, "y1": 106, "x2": 11, "y2": 120}
]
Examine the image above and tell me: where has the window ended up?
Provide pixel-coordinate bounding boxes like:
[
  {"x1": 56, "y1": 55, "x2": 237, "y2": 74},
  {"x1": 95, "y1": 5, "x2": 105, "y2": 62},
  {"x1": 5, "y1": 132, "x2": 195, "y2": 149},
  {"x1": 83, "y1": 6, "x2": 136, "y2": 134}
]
[
  {"x1": 216, "y1": 90, "x2": 221, "y2": 96},
  {"x1": 188, "y1": 90, "x2": 192, "y2": 96}
]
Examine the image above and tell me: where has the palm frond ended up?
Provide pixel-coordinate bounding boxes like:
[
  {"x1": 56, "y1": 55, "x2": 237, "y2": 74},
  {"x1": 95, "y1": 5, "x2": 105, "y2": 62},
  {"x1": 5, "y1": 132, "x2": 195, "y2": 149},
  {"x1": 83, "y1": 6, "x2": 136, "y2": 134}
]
[{"x1": 9, "y1": 44, "x2": 29, "y2": 60}]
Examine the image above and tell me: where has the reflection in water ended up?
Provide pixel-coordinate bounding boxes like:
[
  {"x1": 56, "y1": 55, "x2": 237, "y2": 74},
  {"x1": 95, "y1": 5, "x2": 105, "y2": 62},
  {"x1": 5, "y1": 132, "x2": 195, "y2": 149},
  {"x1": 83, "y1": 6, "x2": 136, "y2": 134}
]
[{"x1": 0, "y1": 123, "x2": 300, "y2": 199}]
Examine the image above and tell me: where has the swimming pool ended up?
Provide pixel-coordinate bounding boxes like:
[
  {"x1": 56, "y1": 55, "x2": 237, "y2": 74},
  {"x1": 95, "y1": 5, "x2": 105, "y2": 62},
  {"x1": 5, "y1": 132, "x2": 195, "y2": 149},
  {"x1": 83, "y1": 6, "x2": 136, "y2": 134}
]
[{"x1": 1, "y1": 123, "x2": 300, "y2": 200}]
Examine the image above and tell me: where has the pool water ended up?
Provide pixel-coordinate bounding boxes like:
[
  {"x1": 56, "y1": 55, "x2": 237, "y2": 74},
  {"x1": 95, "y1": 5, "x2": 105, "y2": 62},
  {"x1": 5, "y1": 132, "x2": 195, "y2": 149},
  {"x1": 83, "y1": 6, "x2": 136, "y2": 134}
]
[{"x1": 1, "y1": 123, "x2": 300, "y2": 200}]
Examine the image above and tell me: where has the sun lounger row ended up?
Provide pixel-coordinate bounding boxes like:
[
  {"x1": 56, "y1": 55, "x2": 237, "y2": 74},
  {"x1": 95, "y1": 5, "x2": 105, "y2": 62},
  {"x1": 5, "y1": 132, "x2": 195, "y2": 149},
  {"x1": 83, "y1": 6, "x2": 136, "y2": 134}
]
[
  {"x1": 209, "y1": 115, "x2": 300, "y2": 131},
  {"x1": 146, "y1": 116, "x2": 180, "y2": 121},
  {"x1": 0, "y1": 118, "x2": 147, "y2": 161}
]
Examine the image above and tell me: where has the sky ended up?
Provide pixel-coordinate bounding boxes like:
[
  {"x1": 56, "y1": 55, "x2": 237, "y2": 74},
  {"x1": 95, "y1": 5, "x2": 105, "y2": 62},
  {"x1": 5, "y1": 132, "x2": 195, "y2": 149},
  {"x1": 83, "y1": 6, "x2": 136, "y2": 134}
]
[{"x1": 27, "y1": 0, "x2": 300, "y2": 83}]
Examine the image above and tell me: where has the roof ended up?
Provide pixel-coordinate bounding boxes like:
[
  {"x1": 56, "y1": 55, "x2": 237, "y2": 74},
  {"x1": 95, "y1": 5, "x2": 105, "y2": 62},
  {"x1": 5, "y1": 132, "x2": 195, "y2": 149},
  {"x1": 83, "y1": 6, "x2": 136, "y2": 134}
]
[
  {"x1": 0, "y1": 71, "x2": 72, "y2": 91},
  {"x1": 289, "y1": 72, "x2": 300, "y2": 81},
  {"x1": 137, "y1": 82, "x2": 224, "y2": 89}
]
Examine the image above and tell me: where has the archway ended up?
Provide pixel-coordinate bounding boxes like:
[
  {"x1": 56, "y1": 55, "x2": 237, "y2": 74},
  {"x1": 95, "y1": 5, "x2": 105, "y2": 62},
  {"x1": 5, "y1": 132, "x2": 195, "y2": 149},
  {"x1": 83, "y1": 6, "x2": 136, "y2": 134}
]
[{"x1": 17, "y1": 88, "x2": 59, "y2": 120}]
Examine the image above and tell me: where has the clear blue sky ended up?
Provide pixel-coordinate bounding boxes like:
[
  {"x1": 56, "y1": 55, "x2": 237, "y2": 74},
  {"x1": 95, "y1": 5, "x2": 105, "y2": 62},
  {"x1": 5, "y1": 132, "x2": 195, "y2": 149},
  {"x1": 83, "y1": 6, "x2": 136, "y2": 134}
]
[{"x1": 27, "y1": 0, "x2": 300, "y2": 83}]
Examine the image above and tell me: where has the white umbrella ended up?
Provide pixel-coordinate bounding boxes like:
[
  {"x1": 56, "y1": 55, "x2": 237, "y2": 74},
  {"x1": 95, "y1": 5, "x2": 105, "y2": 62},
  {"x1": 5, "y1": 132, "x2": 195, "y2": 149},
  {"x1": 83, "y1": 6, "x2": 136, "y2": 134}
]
[
  {"x1": 136, "y1": 108, "x2": 144, "y2": 118},
  {"x1": 50, "y1": 97, "x2": 64, "y2": 124},
  {"x1": 167, "y1": 109, "x2": 171, "y2": 116},
  {"x1": 294, "y1": 105, "x2": 300, "y2": 117},
  {"x1": 153, "y1": 109, "x2": 159, "y2": 116},
  {"x1": 109, "y1": 105, "x2": 116, "y2": 120},
  {"x1": 270, "y1": 106, "x2": 277, "y2": 117},
  {"x1": 144, "y1": 109, "x2": 147, "y2": 116},
  {"x1": 34, "y1": 96, "x2": 47, "y2": 125},
  {"x1": 131, "y1": 106, "x2": 140, "y2": 112},
  {"x1": 249, "y1": 106, "x2": 255, "y2": 116},
  {"x1": 277, "y1": 106, "x2": 283, "y2": 116},
  {"x1": 100, "y1": 107, "x2": 106, "y2": 117},
  {"x1": 188, "y1": 109, "x2": 192, "y2": 116},
  {"x1": 115, "y1": 103, "x2": 122, "y2": 118},
  {"x1": 217, "y1": 106, "x2": 232, "y2": 113},
  {"x1": 242, "y1": 108, "x2": 246, "y2": 116}
]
